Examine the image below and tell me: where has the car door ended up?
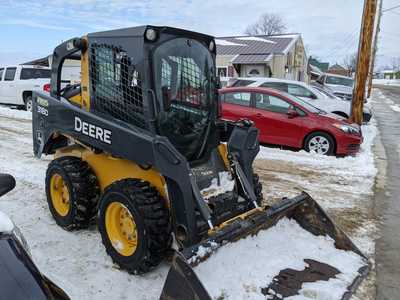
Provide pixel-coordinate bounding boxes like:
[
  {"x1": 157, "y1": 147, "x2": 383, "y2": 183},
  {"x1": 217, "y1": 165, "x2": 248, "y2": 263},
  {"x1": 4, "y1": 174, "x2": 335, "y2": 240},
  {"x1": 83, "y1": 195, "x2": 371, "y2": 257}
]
[
  {"x1": 221, "y1": 91, "x2": 254, "y2": 122},
  {"x1": 253, "y1": 92, "x2": 306, "y2": 147},
  {"x1": 2, "y1": 67, "x2": 17, "y2": 104}
]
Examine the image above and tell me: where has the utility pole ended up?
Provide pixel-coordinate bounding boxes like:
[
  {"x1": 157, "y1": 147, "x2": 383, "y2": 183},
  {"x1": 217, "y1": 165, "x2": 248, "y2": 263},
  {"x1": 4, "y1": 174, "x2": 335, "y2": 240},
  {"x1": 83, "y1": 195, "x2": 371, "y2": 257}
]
[
  {"x1": 367, "y1": 0, "x2": 383, "y2": 98},
  {"x1": 351, "y1": 0, "x2": 378, "y2": 124}
]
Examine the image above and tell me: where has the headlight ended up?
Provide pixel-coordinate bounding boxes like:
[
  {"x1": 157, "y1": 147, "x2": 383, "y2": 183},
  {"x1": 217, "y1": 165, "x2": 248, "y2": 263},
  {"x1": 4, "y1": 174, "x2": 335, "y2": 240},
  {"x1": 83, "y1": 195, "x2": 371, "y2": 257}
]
[
  {"x1": 13, "y1": 225, "x2": 31, "y2": 257},
  {"x1": 332, "y1": 123, "x2": 360, "y2": 135},
  {"x1": 145, "y1": 28, "x2": 158, "y2": 41}
]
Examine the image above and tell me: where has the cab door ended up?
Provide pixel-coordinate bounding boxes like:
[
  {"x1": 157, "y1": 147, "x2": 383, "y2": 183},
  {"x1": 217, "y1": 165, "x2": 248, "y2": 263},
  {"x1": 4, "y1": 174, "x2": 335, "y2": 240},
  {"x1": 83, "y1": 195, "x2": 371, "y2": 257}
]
[{"x1": 252, "y1": 92, "x2": 306, "y2": 147}]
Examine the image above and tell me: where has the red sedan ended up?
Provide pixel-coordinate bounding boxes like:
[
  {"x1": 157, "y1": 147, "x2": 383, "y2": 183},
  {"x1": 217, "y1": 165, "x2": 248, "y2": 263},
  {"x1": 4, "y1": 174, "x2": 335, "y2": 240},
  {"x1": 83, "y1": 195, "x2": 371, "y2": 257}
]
[{"x1": 219, "y1": 87, "x2": 362, "y2": 156}]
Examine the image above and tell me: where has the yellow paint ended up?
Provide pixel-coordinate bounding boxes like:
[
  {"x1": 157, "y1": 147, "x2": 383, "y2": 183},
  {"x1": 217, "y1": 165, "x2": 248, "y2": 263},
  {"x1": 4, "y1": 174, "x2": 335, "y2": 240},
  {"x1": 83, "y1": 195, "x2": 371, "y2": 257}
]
[
  {"x1": 69, "y1": 93, "x2": 82, "y2": 106},
  {"x1": 208, "y1": 207, "x2": 264, "y2": 235},
  {"x1": 55, "y1": 146, "x2": 167, "y2": 199},
  {"x1": 49, "y1": 173, "x2": 70, "y2": 217},
  {"x1": 80, "y1": 36, "x2": 90, "y2": 111},
  {"x1": 218, "y1": 143, "x2": 229, "y2": 168},
  {"x1": 105, "y1": 202, "x2": 138, "y2": 256}
]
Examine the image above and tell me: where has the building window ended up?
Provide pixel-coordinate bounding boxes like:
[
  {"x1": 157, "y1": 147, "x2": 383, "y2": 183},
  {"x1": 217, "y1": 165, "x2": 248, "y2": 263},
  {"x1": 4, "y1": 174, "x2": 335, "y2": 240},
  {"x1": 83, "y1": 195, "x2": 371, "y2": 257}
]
[
  {"x1": 248, "y1": 69, "x2": 260, "y2": 76},
  {"x1": 217, "y1": 67, "x2": 228, "y2": 77}
]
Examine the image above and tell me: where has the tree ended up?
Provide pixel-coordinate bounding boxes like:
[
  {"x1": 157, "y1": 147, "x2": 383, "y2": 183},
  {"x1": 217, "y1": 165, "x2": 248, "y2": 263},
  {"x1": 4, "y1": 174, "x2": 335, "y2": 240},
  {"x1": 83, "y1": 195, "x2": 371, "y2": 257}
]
[
  {"x1": 390, "y1": 57, "x2": 400, "y2": 71},
  {"x1": 245, "y1": 13, "x2": 287, "y2": 36},
  {"x1": 342, "y1": 53, "x2": 358, "y2": 76}
]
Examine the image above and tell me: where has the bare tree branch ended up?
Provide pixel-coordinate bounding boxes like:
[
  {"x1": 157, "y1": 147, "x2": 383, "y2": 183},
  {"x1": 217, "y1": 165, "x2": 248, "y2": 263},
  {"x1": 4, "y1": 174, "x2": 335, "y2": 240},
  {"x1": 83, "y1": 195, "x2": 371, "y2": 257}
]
[
  {"x1": 342, "y1": 53, "x2": 358, "y2": 75},
  {"x1": 245, "y1": 13, "x2": 287, "y2": 36}
]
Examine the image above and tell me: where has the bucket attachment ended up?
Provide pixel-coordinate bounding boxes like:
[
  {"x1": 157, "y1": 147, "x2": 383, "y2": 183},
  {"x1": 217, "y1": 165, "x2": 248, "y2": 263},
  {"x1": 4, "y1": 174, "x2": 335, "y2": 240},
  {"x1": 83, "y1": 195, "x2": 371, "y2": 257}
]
[{"x1": 160, "y1": 192, "x2": 369, "y2": 300}]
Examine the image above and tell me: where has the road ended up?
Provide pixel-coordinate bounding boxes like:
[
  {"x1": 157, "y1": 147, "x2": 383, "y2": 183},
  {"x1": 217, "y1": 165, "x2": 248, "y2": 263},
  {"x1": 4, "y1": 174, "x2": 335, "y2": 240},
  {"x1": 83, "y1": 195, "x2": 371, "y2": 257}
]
[{"x1": 373, "y1": 85, "x2": 400, "y2": 300}]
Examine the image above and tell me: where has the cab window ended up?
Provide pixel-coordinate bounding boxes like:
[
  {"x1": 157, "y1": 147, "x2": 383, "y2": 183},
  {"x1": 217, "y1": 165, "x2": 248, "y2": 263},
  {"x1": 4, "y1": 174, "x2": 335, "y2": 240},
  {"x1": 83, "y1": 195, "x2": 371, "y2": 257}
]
[
  {"x1": 223, "y1": 92, "x2": 251, "y2": 107},
  {"x1": 254, "y1": 93, "x2": 291, "y2": 113},
  {"x1": 0, "y1": 68, "x2": 4, "y2": 80},
  {"x1": 4, "y1": 67, "x2": 16, "y2": 81}
]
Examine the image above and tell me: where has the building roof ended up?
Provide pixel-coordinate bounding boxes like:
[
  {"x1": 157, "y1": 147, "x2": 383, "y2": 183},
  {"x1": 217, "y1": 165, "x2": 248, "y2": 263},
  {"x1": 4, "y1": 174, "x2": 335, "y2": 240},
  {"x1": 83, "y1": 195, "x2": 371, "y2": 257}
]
[
  {"x1": 216, "y1": 34, "x2": 300, "y2": 56},
  {"x1": 308, "y1": 57, "x2": 329, "y2": 72},
  {"x1": 231, "y1": 54, "x2": 273, "y2": 64},
  {"x1": 329, "y1": 63, "x2": 346, "y2": 71}
]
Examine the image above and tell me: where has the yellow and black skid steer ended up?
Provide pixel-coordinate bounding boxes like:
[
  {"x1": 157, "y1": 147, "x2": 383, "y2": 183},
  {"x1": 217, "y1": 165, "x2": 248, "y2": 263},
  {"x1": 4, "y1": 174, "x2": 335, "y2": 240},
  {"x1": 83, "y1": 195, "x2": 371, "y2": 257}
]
[{"x1": 32, "y1": 25, "x2": 369, "y2": 299}]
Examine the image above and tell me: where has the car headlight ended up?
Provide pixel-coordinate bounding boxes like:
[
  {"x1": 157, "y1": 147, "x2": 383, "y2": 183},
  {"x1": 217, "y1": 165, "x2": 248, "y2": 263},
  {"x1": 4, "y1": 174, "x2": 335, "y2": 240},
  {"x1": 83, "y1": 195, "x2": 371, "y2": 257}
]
[
  {"x1": 12, "y1": 225, "x2": 31, "y2": 257},
  {"x1": 332, "y1": 123, "x2": 360, "y2": 135}
]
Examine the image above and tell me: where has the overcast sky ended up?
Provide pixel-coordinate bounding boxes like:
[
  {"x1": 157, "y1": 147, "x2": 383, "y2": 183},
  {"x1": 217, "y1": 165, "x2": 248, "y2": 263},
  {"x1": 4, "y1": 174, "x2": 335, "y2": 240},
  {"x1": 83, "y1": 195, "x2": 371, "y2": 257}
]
[{"x1": 0, "y1": 0, "x2": 398, "y2": 69}]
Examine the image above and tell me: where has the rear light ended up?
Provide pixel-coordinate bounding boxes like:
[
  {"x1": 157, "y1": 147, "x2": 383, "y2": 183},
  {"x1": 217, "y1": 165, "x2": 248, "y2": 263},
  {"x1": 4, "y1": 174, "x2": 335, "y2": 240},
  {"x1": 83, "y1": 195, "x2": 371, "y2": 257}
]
[{"x1": 43, "y1": 83, "x2": 51, "y2": 92}]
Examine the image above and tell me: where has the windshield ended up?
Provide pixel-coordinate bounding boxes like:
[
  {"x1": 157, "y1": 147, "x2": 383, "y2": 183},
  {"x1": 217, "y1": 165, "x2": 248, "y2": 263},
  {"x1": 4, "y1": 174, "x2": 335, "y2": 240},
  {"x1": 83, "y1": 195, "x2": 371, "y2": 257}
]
[
  {"x1": 153, "y1": 38, "x2": 216, "y2": 160},
  {"x1": 311, "y1": 86, "x2": 335, "y2": 99},
  {"x1": 326, "y1": 76, "x2": 353, "y2": 87},
  {"x1": 281, "y1": 91, "x2": 322, "y2": 113},
  {"x1": 20, "y1": 68, "x2": 51, "y2": 80}
]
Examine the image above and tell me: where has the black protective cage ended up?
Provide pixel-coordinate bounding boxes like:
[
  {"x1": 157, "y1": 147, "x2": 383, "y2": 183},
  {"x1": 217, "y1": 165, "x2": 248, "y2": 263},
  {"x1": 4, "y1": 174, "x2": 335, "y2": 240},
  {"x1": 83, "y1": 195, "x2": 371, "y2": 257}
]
[{"x1": 35, "y1": 25, "x2": 259, "y2": 247}]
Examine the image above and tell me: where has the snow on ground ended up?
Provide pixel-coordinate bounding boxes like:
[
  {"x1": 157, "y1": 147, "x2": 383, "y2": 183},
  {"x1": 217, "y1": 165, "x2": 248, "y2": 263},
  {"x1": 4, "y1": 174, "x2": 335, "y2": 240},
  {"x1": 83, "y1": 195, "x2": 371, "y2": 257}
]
[
  {"x1": 0, "y1": 105, "x2": 32, "y2": 121},
  {"x1": 0, "y1": 104, "x2": 378, "y2": 299},
  {"x1": 0, "y1": 210, "x2": 14, "y2": 232},
  {"x1": 373, "y1": 79, "x2": 400, "y2": 87},
  {"x1": 195, "y1": 218, "x2": 365, "y2": 300},
  {"x1": 390, "y1": 105, "x2": 400, "y2": 112}
]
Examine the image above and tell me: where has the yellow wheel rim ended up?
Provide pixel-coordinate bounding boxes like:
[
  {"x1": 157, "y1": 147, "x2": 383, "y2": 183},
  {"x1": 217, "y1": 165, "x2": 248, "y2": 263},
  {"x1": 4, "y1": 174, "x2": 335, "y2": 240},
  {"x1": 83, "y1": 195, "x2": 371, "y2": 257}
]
[
  {"x1": 105, "y1": 202, "x2": 138, "y2": 256},
  {"x1": 50, "y1": 173, "x2": 70, "y2": 217}
]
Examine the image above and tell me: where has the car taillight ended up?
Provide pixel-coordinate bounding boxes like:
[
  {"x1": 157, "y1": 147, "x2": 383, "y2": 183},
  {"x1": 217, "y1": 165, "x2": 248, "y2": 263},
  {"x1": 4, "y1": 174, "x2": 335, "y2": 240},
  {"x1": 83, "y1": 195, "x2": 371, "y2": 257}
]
[{"x1": 43, "y1": 83, "x2": 51, "y2": 92}]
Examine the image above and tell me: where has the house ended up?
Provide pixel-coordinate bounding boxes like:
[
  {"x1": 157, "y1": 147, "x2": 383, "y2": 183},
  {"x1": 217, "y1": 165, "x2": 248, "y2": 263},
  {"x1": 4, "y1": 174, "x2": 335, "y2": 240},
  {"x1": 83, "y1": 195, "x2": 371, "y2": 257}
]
[
  {"x1": 326, "y1": 63, "x2": 349, "y2": 77},
  {"x1": 381, "y1": 69, "x2": 400, "y2": 79},
  {"x1": 216, "y1": 34, "x2": 308, "y2": 82}
]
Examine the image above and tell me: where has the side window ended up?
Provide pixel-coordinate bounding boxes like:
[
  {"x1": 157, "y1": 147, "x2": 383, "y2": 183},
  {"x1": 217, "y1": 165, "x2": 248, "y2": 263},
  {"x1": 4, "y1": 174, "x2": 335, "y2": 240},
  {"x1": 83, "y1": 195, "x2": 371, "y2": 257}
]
[
  {"x1": 0, "y1": 68, "x2": 4, "y2": 80},
  {"x1": 288, "y1": 84, "x2": 315, "y2": 98},
  {"x1": 255, "y1": 94, "x2": 291, "y2": 113},
  {"x1": 4, "y1": 67, "x2": 16, "y2": 81},
  {"x1": 231, "y1": 80, "x2": 256, "y2": 87},
  {"x1": 260, "y1": 82, "x2": 288, "y2": 92},
  {"x1": 224, "y1": 92, "x2": 251, "y2": 106}
]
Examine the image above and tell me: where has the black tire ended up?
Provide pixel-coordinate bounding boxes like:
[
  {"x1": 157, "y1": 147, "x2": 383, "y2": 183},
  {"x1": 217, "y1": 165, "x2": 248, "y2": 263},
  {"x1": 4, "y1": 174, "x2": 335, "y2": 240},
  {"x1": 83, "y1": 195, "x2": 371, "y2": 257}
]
[
  {"x1": 45, "y1": 156, "x2": 100, "y2": 230},
  {"x1": 253, "y1": 173, "x2": 263, "y2": 206},
  {"x1": 304, "y1": 132, "x2": 335, "y2": 156},
  {"x1": 98, "y1": 179, "x2": 171, "y2": 274},
  {"x1": 24, "y1": 95, "x2": 33, "y2": 112}
]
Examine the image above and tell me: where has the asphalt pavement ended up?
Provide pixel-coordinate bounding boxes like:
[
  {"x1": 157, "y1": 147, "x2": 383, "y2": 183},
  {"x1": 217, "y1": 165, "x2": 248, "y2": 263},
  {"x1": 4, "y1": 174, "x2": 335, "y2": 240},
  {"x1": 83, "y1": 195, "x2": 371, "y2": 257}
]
[{"x1": 373, "y1": 85, "x2": 400, "y2": 300}]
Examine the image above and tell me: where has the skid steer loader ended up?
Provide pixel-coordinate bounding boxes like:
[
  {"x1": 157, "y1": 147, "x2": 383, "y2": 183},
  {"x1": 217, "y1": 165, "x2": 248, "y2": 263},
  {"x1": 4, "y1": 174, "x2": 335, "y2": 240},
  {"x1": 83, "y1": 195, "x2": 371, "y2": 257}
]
[{"x1": 32, "y1": 26, "x2": 368, "y2": 299}]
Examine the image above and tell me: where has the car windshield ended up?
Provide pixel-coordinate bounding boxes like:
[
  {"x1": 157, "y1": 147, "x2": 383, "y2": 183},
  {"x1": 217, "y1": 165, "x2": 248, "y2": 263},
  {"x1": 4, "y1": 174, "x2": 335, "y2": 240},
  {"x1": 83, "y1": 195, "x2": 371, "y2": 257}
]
[
  {"x1": 20, "y1": 68, "x2": 51, "y2": 80},
  {"x1": 152, "y1": 38, "x2": 216, "y2": 160},
  {"x1": 326, "y1": 76, "x2": 353, "y2": 87},
  {"x1": 311, "y1": 86, "x2": 336, "y2": 99},
  {"x1": 280, "y1": 92, "x2": 322, "y2": 113}
]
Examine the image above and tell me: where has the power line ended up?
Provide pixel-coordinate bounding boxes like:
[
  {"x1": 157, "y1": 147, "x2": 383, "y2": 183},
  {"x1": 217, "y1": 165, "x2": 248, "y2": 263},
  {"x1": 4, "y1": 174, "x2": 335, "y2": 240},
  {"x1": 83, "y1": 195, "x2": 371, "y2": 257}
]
[{"x1": 382, "y1": 4, "x2": 400, "y2": 12}]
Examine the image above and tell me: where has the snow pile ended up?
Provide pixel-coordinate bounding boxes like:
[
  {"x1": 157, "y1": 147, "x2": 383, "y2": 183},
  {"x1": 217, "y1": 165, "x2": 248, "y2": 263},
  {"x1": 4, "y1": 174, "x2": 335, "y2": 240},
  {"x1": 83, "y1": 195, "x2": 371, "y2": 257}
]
[
  {"x1": 236, "y1": 36, "x2": 276, "y2": 44},
  {"x1": 0, "y1": 211, "x2": 14, "y2": 232},
  {"x1": 390, "y1": 105, "x2": 400, "y2": 112},
  {"x1": 257, "y1": 121, "x2": 377, "y2": 194},
  {"x1": 0, "y1": 106, "x2": 32, "y2": 120},
  {"x1": 215, "y1": 39, "x2": 246, "y2": 46},
  {"x1": 372, "y1": 79, "x2": 400, "y2": 87},
  {"x1": 200, "y1": 171, "x2": 235, "y2": 200},
  {"x1": 194, "y1": 218, "x2": 365, "y2": 300}
]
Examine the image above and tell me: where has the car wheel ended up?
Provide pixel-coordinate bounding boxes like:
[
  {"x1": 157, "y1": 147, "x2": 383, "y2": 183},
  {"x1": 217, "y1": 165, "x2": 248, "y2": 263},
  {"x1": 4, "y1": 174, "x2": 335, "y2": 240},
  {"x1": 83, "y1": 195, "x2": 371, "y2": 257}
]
[
  {"x1": 304, "y1": 132, "x2": 335, "y2": 155},
  {"x1": 24, "y1": 96, "x2": 33, "y2": 112}
]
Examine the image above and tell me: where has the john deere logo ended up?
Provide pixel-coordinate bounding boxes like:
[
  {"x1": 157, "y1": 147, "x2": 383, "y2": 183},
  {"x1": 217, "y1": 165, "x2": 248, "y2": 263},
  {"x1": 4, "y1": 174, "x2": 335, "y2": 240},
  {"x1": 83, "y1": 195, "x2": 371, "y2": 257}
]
[{"x1": 74, "y1": 116, "x2": 112, "y2": 144}]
